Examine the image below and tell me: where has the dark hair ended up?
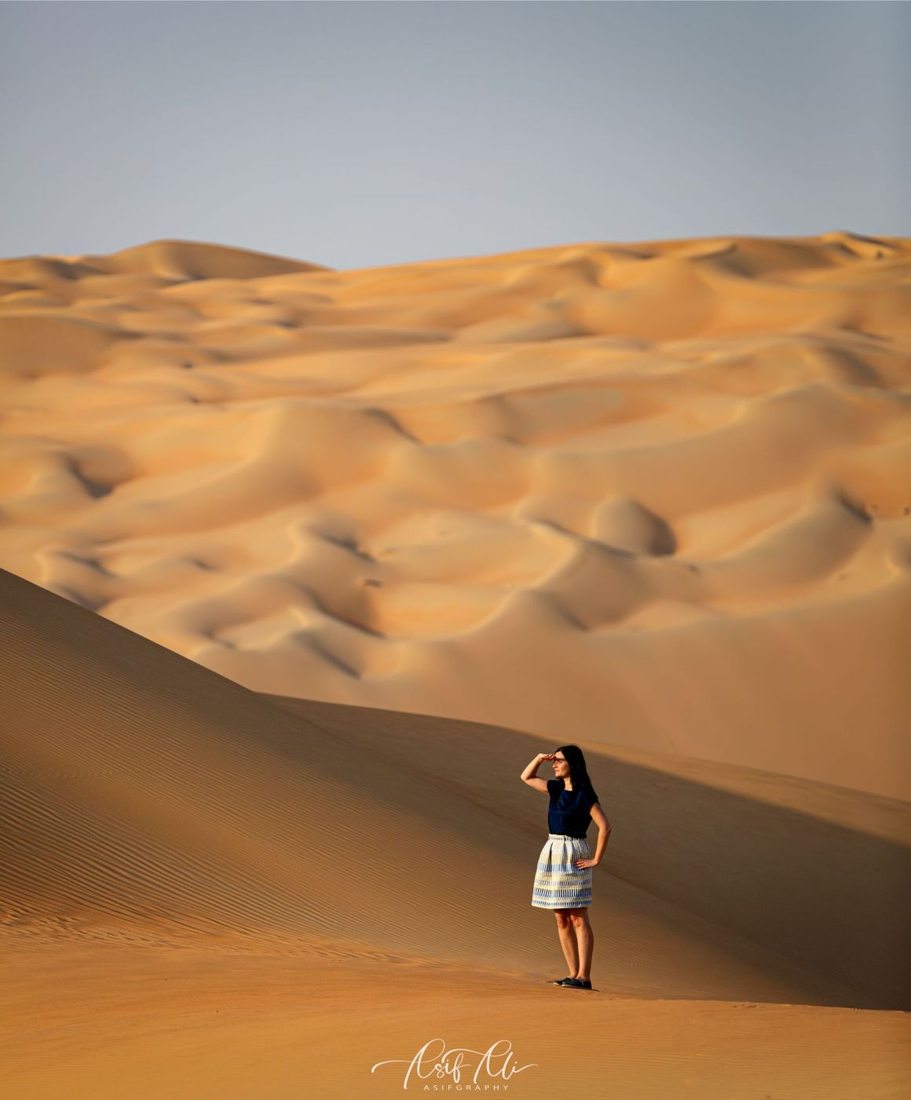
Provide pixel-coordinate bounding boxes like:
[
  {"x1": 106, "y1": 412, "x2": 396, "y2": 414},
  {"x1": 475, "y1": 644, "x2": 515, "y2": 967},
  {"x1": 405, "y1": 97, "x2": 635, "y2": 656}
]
[{"x1": 558, "y1": 744, "x2": 598, "y2": 803}]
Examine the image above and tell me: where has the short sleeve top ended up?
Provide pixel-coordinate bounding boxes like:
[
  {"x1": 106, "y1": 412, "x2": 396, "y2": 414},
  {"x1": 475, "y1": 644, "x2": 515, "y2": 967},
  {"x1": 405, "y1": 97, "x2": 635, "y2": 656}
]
[{"x1": 547, "y1": 779, "x2": 598, "y2": 838}]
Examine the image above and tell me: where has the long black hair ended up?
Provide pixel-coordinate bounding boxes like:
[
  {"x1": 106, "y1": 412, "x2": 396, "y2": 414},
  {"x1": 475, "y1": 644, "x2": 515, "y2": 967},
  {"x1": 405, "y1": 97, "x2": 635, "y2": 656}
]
[{"x1": 558, "y1": 744, "x2": 598, "y2": 803}]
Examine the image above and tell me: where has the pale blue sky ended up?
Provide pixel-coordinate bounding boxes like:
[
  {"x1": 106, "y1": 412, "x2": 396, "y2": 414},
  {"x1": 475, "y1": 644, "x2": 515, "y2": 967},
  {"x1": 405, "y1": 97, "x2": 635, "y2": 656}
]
[{"x1": 1, "y1": 1, "x2": 908, "y2": 269}]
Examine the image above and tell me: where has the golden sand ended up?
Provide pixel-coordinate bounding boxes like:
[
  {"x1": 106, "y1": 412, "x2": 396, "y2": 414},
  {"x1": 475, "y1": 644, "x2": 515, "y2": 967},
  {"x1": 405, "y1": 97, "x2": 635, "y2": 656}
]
[{"x1": 2, "y1": 232, "x2": 909, "y2": 1097}]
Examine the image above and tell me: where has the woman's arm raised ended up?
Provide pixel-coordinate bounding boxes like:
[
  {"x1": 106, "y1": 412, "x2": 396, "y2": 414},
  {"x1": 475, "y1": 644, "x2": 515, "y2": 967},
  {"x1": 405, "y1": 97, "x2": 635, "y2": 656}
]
[{"x1": 520, "y1": 751, "x2": 554, "y2": 792}]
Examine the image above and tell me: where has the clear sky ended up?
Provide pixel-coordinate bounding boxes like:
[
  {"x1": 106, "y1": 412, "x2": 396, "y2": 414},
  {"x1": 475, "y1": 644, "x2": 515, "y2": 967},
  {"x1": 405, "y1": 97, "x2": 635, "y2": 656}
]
[{"x1": 1, "y1": 1, "x2": 908, "y2": 270}]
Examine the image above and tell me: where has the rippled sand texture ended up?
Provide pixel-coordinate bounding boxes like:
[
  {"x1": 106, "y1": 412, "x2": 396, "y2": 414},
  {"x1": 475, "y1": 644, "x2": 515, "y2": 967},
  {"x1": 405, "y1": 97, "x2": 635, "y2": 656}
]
[
  {"x1": 1, "y1": 232, "x2": 910, "y2": 798},
  {"x1": 3, "y1": 567, "x2": 909, "y2": 1099}
]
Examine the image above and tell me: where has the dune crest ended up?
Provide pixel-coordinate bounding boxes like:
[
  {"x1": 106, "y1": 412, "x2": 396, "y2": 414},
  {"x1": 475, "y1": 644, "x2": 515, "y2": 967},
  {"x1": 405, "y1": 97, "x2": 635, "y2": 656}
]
[{"x1": 1, "y1": 231, "x2": 910, "y2": 799}]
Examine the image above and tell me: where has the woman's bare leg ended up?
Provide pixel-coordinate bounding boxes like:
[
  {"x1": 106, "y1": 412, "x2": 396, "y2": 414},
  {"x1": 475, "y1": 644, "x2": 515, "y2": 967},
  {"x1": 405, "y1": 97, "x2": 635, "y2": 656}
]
[
  {"x1": 570, "y1": 908, "x2": 593, "y2": 979},
  {"x1": 554, "y1": 910, "x2": 578, "y2": 975}
]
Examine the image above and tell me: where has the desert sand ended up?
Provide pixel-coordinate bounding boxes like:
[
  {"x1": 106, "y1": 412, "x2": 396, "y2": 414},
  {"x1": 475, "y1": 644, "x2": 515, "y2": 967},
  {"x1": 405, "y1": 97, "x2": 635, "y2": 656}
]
[
  {"x1": 1, "y1": 232, "x2": 910, "y2": 1097},
  {"x1": 1, "y1": 233, "x2": 910, "y2": 799}
]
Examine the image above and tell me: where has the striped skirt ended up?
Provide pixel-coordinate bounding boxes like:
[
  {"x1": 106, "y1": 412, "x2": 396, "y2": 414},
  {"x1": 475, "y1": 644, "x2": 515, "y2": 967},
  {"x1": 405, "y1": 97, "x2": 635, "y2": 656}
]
[{"x1": 531, "y1": 833, "x2": 593, "y2": 909}]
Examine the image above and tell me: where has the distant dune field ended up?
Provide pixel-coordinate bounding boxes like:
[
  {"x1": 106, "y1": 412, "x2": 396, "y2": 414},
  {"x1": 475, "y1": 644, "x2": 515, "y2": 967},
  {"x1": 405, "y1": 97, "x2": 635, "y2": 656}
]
[{"x1": 1, "y1": 231, "x2": 909, "y2": 799}]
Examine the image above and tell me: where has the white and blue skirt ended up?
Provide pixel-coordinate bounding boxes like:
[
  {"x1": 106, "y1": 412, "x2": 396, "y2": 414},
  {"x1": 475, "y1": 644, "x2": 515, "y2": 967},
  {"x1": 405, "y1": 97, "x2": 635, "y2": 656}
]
[{"x1": 531, "y1": 833, "x2": 593, "y2": 909}]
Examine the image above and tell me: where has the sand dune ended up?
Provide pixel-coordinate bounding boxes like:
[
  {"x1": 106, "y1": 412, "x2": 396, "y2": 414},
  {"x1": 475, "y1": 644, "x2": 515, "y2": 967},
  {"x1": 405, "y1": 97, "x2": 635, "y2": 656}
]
[
  {"x1": 6, "y1": 565, "x2": 888, "y2": 1000},
  {"x1": 2, "y1": 232, "x2": 910, "y2": 1095},
  {"x1": 1, "y1": 231, "x2": 910, "y2": 800},
  {"x1": 2, "y1": 566, "x2": 909, "y2": 1098}
]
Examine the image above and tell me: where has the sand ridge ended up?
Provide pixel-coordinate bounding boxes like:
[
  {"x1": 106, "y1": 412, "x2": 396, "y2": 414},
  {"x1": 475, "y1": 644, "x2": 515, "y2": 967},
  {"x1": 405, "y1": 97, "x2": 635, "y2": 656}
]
[
  {"x1": 3, "y1": 564, "x2": 910, "y2": 1098},
  {"x1": 7, "y1": 565, "x2": 883, "y2": 1005}
]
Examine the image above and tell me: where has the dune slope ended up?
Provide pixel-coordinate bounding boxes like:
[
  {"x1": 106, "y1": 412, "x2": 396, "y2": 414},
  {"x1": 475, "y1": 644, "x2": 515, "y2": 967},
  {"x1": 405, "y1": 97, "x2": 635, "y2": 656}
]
[
  {"x1": 2, "y1": 567, "x2": 910, "y2": 1098},
  {"x1": 6, "y1": 564, "x2": 891, "y2": 1003}
]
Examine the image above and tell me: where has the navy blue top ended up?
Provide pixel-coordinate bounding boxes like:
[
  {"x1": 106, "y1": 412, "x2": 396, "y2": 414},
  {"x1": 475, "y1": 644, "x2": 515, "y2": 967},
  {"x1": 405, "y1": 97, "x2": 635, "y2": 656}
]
[{"x1": 547, "y1": 779, "x2": 598, "y2": 838}]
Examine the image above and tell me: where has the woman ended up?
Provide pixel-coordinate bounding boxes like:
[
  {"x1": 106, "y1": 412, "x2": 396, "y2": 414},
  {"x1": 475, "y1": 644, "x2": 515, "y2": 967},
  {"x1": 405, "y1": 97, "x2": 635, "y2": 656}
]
[{"x1": 520, "y1": 745, "x2": 611, "y2": 990}]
